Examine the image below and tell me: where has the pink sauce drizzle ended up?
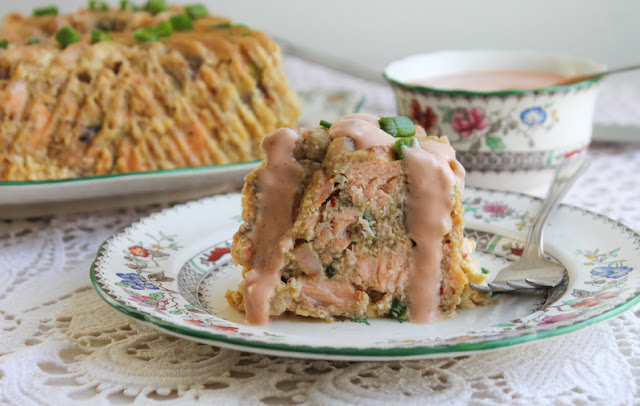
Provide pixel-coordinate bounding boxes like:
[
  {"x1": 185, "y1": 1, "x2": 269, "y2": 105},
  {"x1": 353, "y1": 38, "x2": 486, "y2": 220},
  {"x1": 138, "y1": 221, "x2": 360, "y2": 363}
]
[
  {"x1": 328, "y1": 113, "x2": 396, "y2": 149},
  {"x1": 404, "y1": 141, "x2": 463, "y2": 322},
  {"x1": 244, "y1": 128, "x2": 301, "y2": 325}
]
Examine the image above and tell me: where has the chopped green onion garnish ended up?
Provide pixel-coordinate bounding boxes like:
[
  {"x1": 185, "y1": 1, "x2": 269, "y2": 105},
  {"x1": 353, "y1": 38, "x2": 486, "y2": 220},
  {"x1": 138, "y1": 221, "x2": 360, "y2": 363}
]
[
  {"x1": 90, "y1": 29, "x2": 113, "y2": 43},
  {"x1": 0, "y1": 40, "x2": 8, "y2": 49},
  {"x1": 211, "y1": 23, "x2": 232, "y2": 29},
  {"x1": 27, "y1": 37, "x2": 40, "y2": 45},
  {"x1": 144, "y1": 0, "x2": 168, "y2": 14},
  {"x1": 351, "y1": 317, "x2": 370, "y2": 326},
  {"x1": 210, "y1": 22, "x2": 252, "y2": 36},
  {"x1": 481, "y1": 267, "x2": 490, "y2": 275},
  {"x1": 319, "y1": 120, "x2": 332, "y2": 129},
  {"x1": 56, "y1": 26, "x2": 80, "y2": 49},
  {"x1": 89, "y1": 0, "x2": 109, "y2": 11},
  {"x1": 120, "y1": 0, "x2": 140, "y2": 10},
  {"x1": 325, "y1": 265, "x2": 335, "y2": 279},
  {"x1": 386, "y1": 298, "x2": 408, "y2": 322},
  {"x1": 156, "y1": 21, "x2": 173, "y2": 37},
  {"x1": 169, "y1": 14, "x2": 194, "y2": 31},
  {"x1": 132, "y1": 27, "x2": 159, "y2": 42},
  {"x1": 33, "y1": 6, "x2": 58, "y2": 17},
  {"x1": 379, "y1": 116, "x2": 416, "y2": 137},
  {"x1": 185, "y1": 4, "x2": 207, "y2": 19},
  {"x1": 394, "y1": 137, "x2": 418, "y2": 160},
  {"x1": 354, "y1": 96, "x2": 366, "y2": 113},
  {"x1": 234, "y1": 24, "x2": 252, "y2": 35}
]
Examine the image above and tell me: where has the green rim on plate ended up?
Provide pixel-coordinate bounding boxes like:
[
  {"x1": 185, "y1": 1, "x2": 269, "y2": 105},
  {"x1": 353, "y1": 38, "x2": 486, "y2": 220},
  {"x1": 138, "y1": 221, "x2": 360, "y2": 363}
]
[{"x1": 0, "y1": 160, "x2": 263, "y2": 186}]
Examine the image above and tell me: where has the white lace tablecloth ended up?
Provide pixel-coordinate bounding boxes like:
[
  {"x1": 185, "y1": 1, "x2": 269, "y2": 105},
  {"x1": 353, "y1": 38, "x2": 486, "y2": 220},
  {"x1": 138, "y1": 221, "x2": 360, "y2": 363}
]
[{"x1": 2, "y1": 56, "x2": 640, "y2": 406}]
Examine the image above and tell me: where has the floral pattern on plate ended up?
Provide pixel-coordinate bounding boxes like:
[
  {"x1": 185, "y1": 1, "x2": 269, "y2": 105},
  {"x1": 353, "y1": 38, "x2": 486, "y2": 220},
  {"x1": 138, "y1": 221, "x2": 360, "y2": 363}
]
[
  {"x1": 463, "y1": 195, "x2": 535, "y2": 231},
  {"x1": 417, "y1": 101, "x2": 559, "y2": 150},
  {"x1": 91, "y1": 189, "x2": 640, "y2": 360}
]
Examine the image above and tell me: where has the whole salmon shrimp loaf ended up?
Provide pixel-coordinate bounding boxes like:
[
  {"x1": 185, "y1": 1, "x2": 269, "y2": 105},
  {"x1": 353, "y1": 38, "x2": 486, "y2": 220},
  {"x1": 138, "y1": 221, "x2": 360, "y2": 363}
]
[
  {"x1": 0, "y1": 3, "x2": 299, "y2": 180},
  {"x1": 226, "y1": 113, "x2": 490, "y2": 325}
]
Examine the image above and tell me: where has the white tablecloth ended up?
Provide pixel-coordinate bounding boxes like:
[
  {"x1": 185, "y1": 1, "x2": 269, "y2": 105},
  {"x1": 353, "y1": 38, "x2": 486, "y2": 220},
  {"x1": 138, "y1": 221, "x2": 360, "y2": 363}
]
[{"x1": 1, "y1": 55, "x2": 640, "y2": 405}]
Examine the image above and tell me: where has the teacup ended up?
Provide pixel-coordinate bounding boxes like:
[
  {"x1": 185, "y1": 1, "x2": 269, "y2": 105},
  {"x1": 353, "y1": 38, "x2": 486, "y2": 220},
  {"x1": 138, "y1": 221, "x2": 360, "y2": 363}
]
[{"x1": 384, "y1": 50, "x2": 604, "y2": 195}]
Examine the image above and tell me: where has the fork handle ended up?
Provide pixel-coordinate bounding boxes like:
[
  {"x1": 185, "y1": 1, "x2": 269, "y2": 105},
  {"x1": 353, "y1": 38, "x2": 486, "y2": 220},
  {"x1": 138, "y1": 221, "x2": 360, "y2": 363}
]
[{"x1": 521, "y1": 157, "x2": 590, "y2": 259}]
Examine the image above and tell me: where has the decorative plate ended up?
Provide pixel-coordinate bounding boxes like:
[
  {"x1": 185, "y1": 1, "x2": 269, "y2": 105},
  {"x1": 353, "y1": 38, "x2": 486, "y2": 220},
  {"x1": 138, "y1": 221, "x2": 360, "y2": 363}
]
[{"x1": 90, "y1": 188, "x2": 640, "y2": 361}]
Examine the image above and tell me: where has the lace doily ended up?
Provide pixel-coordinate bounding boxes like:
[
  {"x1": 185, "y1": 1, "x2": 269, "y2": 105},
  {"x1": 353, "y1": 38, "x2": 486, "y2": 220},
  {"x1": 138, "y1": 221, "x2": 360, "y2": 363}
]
[{"x1": 2, "y1": 56, "x2": 640, "y2": 405}]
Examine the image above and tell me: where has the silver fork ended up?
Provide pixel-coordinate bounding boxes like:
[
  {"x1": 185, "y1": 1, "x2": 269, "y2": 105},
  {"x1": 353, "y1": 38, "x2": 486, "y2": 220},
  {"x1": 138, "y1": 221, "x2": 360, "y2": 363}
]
[{"x1": 471, "y1": 157, "x2": 590, "y2": 294}]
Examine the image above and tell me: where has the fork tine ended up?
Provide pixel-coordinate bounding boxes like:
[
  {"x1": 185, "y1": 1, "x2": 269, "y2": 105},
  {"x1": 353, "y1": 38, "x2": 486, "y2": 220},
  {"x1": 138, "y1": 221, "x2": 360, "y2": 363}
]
[
  {"x1": 525, "y1": 278, "x2": 559, "y2": 288},
  {"x1": 470, "y1": 283, "x2": 493, "y2": 293},
  {"x1": 506, "y1": 281, "x2": 539, "y2": 290},
  {"x1": 488, "y1": 282, "x2": 517, "y2": 292}
]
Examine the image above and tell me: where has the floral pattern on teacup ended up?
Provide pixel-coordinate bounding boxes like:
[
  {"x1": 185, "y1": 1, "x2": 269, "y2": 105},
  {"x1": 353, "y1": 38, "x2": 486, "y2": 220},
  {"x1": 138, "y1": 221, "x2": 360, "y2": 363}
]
[
  {"x1": 410, "y1": 99, "x2": 438, "y2": 133},
  {"x1": 520, "y1": 106, "x2": 547, "y2": 126},
  {"x1": 451, "y1": 108, "x2": 490, "y2": 138},
  {"x1": 431, "y1": 101, "x2": 559, "y2": 150}
]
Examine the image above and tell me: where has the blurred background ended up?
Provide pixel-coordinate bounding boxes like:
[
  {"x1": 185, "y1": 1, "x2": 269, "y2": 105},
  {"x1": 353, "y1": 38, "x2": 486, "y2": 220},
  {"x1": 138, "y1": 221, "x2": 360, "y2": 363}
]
[{"x1": 9, "y1": 0, "x2": 640, "y2": 81}]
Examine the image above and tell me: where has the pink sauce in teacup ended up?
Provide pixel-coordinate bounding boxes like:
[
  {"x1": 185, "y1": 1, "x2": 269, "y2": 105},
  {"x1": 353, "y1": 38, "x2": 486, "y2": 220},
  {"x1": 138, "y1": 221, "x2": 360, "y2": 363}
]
[{"x1": 410, "y1": 70, "x2": 566, "y2": 92}]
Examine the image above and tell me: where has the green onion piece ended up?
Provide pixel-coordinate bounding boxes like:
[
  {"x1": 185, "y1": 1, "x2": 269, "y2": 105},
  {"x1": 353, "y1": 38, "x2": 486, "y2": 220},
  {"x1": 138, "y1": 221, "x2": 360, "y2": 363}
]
[
  {"x1": 185, "y1": 4, "x2": 207, "y2": 19},
  {"x1": 354, "y1": 95, "x2": 366, "y2": 113},
  {"x1": 156, "y1": 21, "x2": 173, "y2": 37},
  {"x1": 386, "y1": 298, "x2": 408, "y2": 322},
  {"x1": 481, "y1": 267, "x2": 490, "y2": 275},
  {"x1": 340, "y1": 195, "x2": 353, "y2": 206},
  {"x1": 351, "y1": 317, "x2": 370, "y2": 326},
  {"x1": 379, "y1": 116, "x2": 416, "y2": 137},
  {"x1": 394, "y1": 137, "x2": 418, "y2": 160},
  {"x1": 0, "y1": 40, "x2": 8, "y2": 49},
  {"x1": 90, "y1": 29, "x2": 113, "y2": 43},
  {"x1": 55, "y1": 26, "x2": 80, "y2": 49},
  {"x1": 319, "y1": 120, "x2": 332, "y2": 129},
  {"x1": 210, "y1": 22, "x2": 252, "y2": 36},
  {"x1": 27, "y1": 37, "x2": 40, "y2": 45},
  {"x1": 33, "y1": 6, "x2": 58, "y2": 17},
  {"x1": 120, "y1": 0, "x2": 140, "y2": 10},
  {"x1": 132, "y1": 27, "x2": 159, "y2": 42},
  {"x1": 144, "y1": 0, "x2": 168, "y2": 14},
  {"x1": 169, "y1": 14, "x2": 194, "y2": 31},
  {"x1": 234, "y1": 24, "x2": 252, "y2": 36},
  {"x1": 325, "y1": 265, "x2": 335, "y2": 279},
  {"x1": 211, "y1": 23, "x2": 232, "y2": 29},
  {"x1": 89, "y1": 0, "x2": 109, "y2": 11}
]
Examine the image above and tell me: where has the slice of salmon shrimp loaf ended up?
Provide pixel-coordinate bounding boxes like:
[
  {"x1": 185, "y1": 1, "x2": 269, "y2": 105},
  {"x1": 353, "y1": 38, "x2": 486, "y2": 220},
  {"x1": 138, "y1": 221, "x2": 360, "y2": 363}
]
[{"x1": 226, "y1": 113, "x2": 490, "y2": 325}]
